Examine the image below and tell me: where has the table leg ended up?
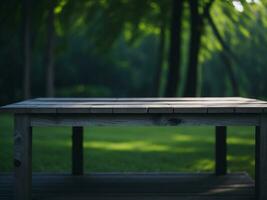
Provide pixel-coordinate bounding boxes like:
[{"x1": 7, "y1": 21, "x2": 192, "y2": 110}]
[
  {"x1": 256, "y1": 115, "x2": 267, "y2": 200},
  {"x1": 215, "y1": 126, "x2": 227, "y2": 175},
  {"x1": 255, "y1": 126, "x2": 260, "y2": 200},
  {"x1": 72, "y1": 126, "x2": 84, "y2": 175},
  {"x1": 14, "y1": 114, "x2": 32, "y2": 200}
]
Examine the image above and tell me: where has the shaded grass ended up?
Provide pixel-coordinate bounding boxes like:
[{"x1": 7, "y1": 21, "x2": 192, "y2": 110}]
[{"x1": 0, "y1": 114, "x2": 255, "y2": 177}]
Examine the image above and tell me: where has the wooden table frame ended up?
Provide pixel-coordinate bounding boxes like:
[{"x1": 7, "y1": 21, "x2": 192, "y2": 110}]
[{"x1": 13, "y1": 112, "x2": 267, "y2": 200}]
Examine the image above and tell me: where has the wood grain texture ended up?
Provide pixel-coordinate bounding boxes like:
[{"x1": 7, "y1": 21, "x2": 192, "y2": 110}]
[
  {"x1": 30, "y1": 113, "x2": 260, "y2": 127},
  {"x1": 257, "y1": 114, "x2": 267, "y2": 200},
  {"x1": 1, "y1": 97, "x2": 267, "y2": 114},
  {"x1": 14, "y1": 114, "x2": 32, "y2": 200},
  {"x1": 215, "y1": 126, "x2": 227, "y2": 175},
  {"x1": 0, "y1": 172, "x2": 255, "y2": 200},
  {"x1": 255, "y1": 126, "x2": 260, "y2": 200},
  {"x1": 72, "y1": 127, "x2": 83, "y2": 175}
]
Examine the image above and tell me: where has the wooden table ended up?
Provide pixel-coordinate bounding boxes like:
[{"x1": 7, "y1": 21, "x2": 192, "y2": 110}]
[{"x1": 1, "y1": 97, "x2": 267, "y2": 200}]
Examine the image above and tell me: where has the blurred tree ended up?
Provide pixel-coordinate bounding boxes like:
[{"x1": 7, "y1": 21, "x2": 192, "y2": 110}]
[
  {"x1": 201, "y1": 0, "x2": 266, "y2": 97},
  {"x1": 164, "y1": 0, "x2": 184, "y2": 97},
  {"x1": 207, "y1": 11, "x2": 240, "y2": 96},
  {"x1": 183, "y1": 0, "x2": 214, "y2": 97},
  {"x1": 1, "y1": 0, "x2": 267, "y2": 105},
  {"x1": 68, "y1": 0, "x2": 171, "y2": 97},
  {"x1": 151, "y1": 19, "x2": 166, "y2": 97},
  {"x1": 151, "y1": 2, "x2": 168, "y2": 97},
  {"x1": 22, "y1": 0, "x2": 32, "y2": 99},
  {"x1": 44, "y1": 1, "x2": 56, "y2": 97}
]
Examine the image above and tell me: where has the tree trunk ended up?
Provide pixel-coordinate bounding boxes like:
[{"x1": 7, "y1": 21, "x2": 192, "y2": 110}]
[
  {"x1": 45, "y1": 1, "x2": 56, "y2": 97},
  {"x1": 207, "y1": 13, "x2": 240, "y2": 96},
  {"x1": 164, "y1": 0, "x2": 183, "y2": 97},
  {"x1": 219, "y1": 52, "x2": 239, "y2": 96},
  {"x1": 183, "y1": 0, "x2": 202, "y2": 97},
  {"x1": 22, "y1": 0, "x2": 32, "y2": 99},
  {"x1": 152, "y1": 22, "x2": 166, "y2": 97}
]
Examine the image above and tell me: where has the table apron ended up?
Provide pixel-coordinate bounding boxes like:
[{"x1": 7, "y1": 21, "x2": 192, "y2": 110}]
[{"x1": 26, "y1": 113, "x2": 260, "y2": 127}]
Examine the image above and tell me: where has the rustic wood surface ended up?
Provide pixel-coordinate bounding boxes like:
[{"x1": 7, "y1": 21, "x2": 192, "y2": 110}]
[
  {"x1": 2, "y1": 97, "x2": 264, "y2": 200},
  {"x1": 72, "y1": 127, "x2": 83, "y2": 175},
  {"x1": 0, "y1": 172, "x2": 255, "y2": 200},
  {"x1": 1, "y1": 97, "x2": 267, "y2": 114},
  {"x1": 30, "y1": 113, "x2": 260, "y2": 127},
  {"x1": 215, "y1": 126, "x2": 227, "y2": 175},
  {"x1": 257, "y1": 114, "x2": 267, "y2": 200},
  {"x1": 14, "y1": 115, "x2": 32, "y2": 200}
]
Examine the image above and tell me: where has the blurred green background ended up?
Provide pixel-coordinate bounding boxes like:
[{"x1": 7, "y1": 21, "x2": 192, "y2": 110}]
[
  {"x1": 0, "y1": 0, "x2": 265, "y2": 176},
  {"x1": 0, "y1": 0, "x2": 267, "y2": 102}
]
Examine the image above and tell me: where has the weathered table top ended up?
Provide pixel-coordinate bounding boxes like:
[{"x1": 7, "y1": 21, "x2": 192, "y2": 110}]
[{"x1": 1, "y1": 97, "x2": 267, "y2": 114}]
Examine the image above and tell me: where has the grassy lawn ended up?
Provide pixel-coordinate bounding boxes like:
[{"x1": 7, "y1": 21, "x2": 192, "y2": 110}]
[{"x1": 0, "y1": 114, "x2": 255, "y2": 177}]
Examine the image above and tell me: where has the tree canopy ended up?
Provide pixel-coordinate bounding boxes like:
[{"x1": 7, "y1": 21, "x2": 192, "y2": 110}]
[{"x1": 0, "y1": 0, "x2": 266, "y2": 104}]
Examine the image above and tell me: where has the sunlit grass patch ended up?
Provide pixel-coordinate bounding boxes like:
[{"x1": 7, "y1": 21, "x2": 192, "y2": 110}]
[{"x1": 0, "y1": 114, "x2": 255, "y2": 178}]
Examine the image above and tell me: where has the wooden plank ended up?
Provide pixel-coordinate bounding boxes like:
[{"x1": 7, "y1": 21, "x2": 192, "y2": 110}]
[
  {"x1": 113, "y1": 106, "x2": 148, "y2": 114},
  {"x1": 148, "y1": 106, "x2": 173, "y2": 113},
  {"x1": 208, "y1": 107, "x2": 234, "y2": 113},
  {"x1": 12, "y1": 99, "x2": 265, "y2": 106},
  {"x1": 257, "y1": 114, "x2": 267, "y2": 200},
  {"x1": 34, "y1": 97, "x2": 249, "y2": 102},
  {"x1": 235, "y1": 107, "x2": 264, "y2": 113},
  {"x1": 30, "y1": 114, "x2": 260, "y2": 127},
  {"x1": 0, "y1": 173, "x2": 255, "y2": 200},
  {"x1": 72, "y1": 127, "x2": 83, "y2": 175},
  {"x1": 26, "y1": 196, "x2": 256, "y2": 200},
  {"x1": 28, "y1": 97, "x2": 257, "y2": 103},
  {"x1": 91, "y1": 105, "x2": 148, "y2": 114},
  {"x1": 1, "y1": 97, "x2": 267, "y2": 114},
  {"x1": 56, "y1": 105, "x2": 91, "y2": 113},
  {"x1": 90, "y1": 107, "x2": 113, "y2": 113},
  {"x1": 215, "y1": 126, "x2": 227, "y2": 175},
  {"x1": 14, "y1": 114, "x2": 32, "y2": 200},
  {"x1": 0, "y1": 172, "x2": 254, "y2": 184},
  {"x1": 173, "y1": 106, "x2": 207, "y2": 113}
]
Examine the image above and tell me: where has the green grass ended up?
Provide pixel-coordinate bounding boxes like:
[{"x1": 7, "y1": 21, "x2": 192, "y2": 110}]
[{"x1": 0, "y1": 114, "x2": 255, "y2": 177}]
